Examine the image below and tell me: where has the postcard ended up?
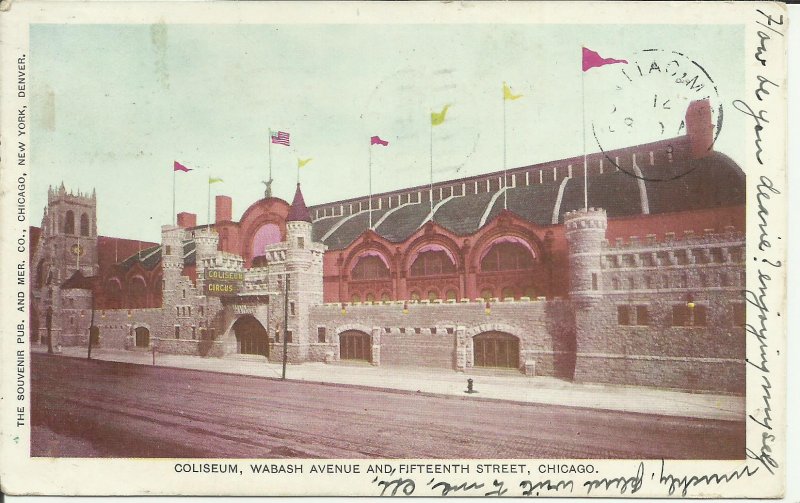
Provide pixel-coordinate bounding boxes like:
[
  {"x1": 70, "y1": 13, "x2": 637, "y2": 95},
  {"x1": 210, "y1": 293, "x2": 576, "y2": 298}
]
[{"x1": 0, "y1": 0, "x2": 788, "y2": 497}]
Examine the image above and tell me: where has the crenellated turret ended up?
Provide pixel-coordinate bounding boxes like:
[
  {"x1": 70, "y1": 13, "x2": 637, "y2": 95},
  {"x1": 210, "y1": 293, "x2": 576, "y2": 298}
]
[{"x1": 564, "y1": 208, "x2": 607, "y2": 309}]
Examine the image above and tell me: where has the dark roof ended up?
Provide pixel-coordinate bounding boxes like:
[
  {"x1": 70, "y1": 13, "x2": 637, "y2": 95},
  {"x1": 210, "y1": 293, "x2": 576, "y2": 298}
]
[
  {"x1": 312, "y1": 151, "x2": 745, "y2": 250},
  {"x1": 287, "y1": 183, "x2": 312, "y2": 222},
  {"x1": 322, "y1": 208, "x2": 390, "y2": 249}
]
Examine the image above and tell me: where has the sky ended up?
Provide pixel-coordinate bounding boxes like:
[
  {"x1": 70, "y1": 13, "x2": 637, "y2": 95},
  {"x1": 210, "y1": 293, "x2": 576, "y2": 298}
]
[{"x1": 30, "y1": 22, "x2": 745, "y2": 241}]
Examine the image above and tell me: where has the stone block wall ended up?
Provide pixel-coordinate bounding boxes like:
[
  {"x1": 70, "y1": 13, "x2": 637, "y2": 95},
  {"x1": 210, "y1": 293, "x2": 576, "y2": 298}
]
[
  {"x1": 308, "y1": 299, "x2": 574, "y2": 375},
  {"x1": 571, "y1": 227, "x2": 746, "y2": 394}
]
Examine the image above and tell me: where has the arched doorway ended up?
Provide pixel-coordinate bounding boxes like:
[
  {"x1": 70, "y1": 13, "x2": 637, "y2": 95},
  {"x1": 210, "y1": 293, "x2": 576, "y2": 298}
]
[
  {"x1": 339, "y1": 330, "x2": 371, "y2": 361},
  {"x1": 134, "y1": 326, "x2": 150, "y2": 347},
  {"x1": 232, "y1": 315, "x2": 269, "y2": 356},
  {"x1": 473, "y1": 332, "x2": 519, "y2": 369}
]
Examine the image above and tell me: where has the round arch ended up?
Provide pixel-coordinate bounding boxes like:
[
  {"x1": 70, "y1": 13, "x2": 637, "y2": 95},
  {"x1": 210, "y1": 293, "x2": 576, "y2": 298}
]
[
  {"x1": 231, "y1": 314, "x2": 269, "y2": 356},
  {"x1": 402, "y1": 233, "x2": 462, "y2": 274},
  {"x1": 468, "y1": 227, "x2": 542, "y2": 271},
  {"x1": 334, "y1": 324, "x2": 374, "y2": 362},
  {"x1": 465, "y1": 323, "x2": 527, "y2": 370},
  {"x1": 342, "y1": 240, "x2": 395, "y2": 279}
]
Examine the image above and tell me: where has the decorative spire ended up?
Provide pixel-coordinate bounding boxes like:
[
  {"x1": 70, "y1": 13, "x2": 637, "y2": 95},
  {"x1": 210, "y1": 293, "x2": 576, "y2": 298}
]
[{"x1": 286, "y1": 183, "x2": 311, "y2": 222}]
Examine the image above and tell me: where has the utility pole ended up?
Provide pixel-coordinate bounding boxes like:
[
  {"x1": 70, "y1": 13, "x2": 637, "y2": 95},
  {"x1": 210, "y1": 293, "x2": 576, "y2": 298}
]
[{"x1": 281, "y1": 275, "x2": 290, "y2": 380}]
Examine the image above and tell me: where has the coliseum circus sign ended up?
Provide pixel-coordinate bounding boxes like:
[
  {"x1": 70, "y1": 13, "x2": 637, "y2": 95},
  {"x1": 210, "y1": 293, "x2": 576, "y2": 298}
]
[{"x1": 204, "y1": 269, "x2": 244, "y2": 297}]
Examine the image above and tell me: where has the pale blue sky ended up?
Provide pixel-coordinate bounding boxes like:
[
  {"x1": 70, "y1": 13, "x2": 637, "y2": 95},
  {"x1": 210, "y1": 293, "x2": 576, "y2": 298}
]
[{"x1": 30, "y1": 23, "x2": 745, "y2": 240}]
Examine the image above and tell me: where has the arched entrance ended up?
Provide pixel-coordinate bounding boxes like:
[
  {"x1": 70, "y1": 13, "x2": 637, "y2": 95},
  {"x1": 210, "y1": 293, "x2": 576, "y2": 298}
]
[
  {"x1": 473, "y1": 332, "x2": 519, "y2": 369},
  {"x1": 232, "y1": 315, "x2": 269, "y2": 357},
  {"x1": 134, "y1": 326, "x2": 150, "y2": 347},
  {"x1": 339, "y1": 330, "x2": 371, "y2": 361}
]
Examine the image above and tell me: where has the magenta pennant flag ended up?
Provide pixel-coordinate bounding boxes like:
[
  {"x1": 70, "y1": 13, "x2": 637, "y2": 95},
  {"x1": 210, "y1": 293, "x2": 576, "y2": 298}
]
[
  {"x1": 582, "y1": 47, "x2": 628, "y2": 72},
  {"x1": 174, "y1": 161, "x2": 192, "y2": 172},
  {"x1": 370, "y1": 135, "x2": 389, "y2": 146}
]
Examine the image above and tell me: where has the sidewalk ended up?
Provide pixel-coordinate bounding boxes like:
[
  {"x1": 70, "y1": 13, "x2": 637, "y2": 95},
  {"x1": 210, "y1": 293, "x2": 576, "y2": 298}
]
[{"x1": 33, "y1": 345, "x2": 744, "y2": 422}]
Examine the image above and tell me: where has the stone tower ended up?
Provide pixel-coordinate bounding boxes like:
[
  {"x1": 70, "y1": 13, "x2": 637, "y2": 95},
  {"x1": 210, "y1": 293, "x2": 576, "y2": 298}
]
[
  {"x1": 564, "y1": 208, "x2": 607, "y2": 308},
  {"x1": 31, "y1": 184, "x2": 99, "y2": 346},
  {"x1": 283, "y1": 183, "x2": 325, "y2": 362},
  {"x1": 160, "y1": 224, "x2": 185, "y2": 305},
  {"x1": 564, "y1": 207, "x2": 608, "y2": 383}
]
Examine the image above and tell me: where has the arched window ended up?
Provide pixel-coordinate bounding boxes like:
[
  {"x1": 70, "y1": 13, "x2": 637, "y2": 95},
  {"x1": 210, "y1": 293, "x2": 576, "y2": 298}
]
[
  {"x1": 410, "y1": 291, "x2": 421, "y2": 301},
  {"x1": 106, "y1": 278, "x2": 123, "y2": 309},
  {"x1": 381, "y1": 292, "x2": 391, "y2": 302},
  {"x1": 351, "y1": 254, "x2": 390, "y2": 280},
  {"x1": 427, "y1": 289, "x2": 439, "y2": 301},
  {"x1": 365, "y1": 292, "x2": 375, "y2": 303},
  {"x1": 80, "y1": 213, "x2": 90, "y2": 236},
  {"x1": 351, "y1": 293, "x2": 361, "y2": 303},
  {"x1": 129, "y1": 276, "x2": 148, "y2": 308},
  {"x1": 480, "y1": 288, "x2": 493, "y2": 301},
  {"x1": 481, "y1": 241, "x2": 534, "y2": 272},
  {"x1": 501, "y1": 287, "x2": 515, "y2": 299},
  {"x1": 409, "y1": 249, "x2": 456, "y2": 277},
  {"x1": 446, "y1": 289, "x2": 457, "y2": 300},
  {"x1": 64, "y1": 210, "x2": 75, "y2": 235}
]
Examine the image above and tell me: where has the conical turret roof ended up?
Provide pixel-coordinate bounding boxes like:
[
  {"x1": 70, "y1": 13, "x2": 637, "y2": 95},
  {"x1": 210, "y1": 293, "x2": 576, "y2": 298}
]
[{"x1": 287, "y1": 183, "x2": 312, "y2": 222}]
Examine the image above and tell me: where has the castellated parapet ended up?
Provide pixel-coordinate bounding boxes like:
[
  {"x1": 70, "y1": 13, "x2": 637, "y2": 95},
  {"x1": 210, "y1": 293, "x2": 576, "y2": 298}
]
[{"x1": 564, "y1": 208, "x2": 607, "y2": 309}]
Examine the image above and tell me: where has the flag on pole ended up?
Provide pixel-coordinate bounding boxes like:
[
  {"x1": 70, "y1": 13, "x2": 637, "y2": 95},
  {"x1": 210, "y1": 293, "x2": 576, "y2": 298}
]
[
  {"x1": 297, "y1": 158, "x2": 313, "y2": 168},
  {"x1": 174, "y1": 161, "x2": 192, "y2": 172},
  {"x1": 431, "y1": 105, "x2": 450, "y2": 126},
  {"x1": 582, "y1": 47, "x2": 628, "y2": 71},
  {"x1": 209, "y1": 177, "x2": 224, "y2": 184},
  {"x1": 271, "y1": 130, "x2": 291, "y2": 146},
  {"x1": 370, "y1": 136, "x2": 389, "y2": 146},
  {"x1": 503, "y1": 82, "x2": 523, "y2": 100}
]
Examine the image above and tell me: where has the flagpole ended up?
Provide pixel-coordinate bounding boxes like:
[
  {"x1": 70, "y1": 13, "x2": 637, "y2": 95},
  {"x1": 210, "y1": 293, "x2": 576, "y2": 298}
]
[
  {"x1": 429, "y1": 111, "x2": 434, "y2": 214},
  {"x1": 172, "y1": 165, "x2": 176, "y2": 226},
  {"x1": 268, "y1": 132, "x2": 273, "y2": 188},
  {"x1": 582, "y1": 65, "x2": 588, "y2": 211},
  {"x1": 368, "y1": 143, "x2": 373, "y2": 229},
  {"x1": 207, "y1": 178, "x2": 211, "y2": 232},
  {"x1": 503, "y1": 90, "x2": 508, "y2": 210}
]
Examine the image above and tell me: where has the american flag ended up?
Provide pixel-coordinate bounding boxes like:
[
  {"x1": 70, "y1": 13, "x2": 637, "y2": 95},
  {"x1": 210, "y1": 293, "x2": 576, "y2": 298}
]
[{"x1": 271, "y1": 130, "x2": 290, "y2": 146}]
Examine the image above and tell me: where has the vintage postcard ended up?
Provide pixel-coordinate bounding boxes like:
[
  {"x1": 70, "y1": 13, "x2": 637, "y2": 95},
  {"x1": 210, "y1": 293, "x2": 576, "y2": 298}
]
[{"x1": 0, "y1": 0, "x2": 788, "y2": 497}]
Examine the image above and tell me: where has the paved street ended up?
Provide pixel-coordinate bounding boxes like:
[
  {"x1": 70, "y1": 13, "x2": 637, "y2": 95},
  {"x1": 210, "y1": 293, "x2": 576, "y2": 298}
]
[{"x1": 31, "y1": 353, "x2": 745, "y2": 459}]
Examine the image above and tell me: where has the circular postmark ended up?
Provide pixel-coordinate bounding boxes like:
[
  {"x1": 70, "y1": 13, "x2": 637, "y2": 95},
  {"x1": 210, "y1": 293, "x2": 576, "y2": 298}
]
[{"x1": 589, "y1": 49, "x2": 723, "y2": 182}]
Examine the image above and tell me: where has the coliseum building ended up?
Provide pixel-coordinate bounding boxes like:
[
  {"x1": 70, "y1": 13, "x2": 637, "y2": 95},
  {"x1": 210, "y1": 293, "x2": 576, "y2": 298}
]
[{"x1": 29, "y1": 100, "x2": 746, "y2": 394}]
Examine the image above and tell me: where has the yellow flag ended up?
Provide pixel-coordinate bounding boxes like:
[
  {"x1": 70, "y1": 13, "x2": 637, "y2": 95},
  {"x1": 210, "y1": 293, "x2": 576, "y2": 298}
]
[
  {"x1": 208, "y1": 177, "x2": 224, "y2": 184},
  {"x1": 503, "y1": 82, "x2": 523, "y2": 100},
  {"x1": 297, "y1": 158, "x2": 313, "y2": 168},
  {"x1": 430, "y1": 105, "x2": 450, "y2": 126}
]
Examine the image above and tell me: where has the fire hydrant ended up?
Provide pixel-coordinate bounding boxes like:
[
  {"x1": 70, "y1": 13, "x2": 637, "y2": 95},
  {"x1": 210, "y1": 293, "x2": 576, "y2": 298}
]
[{"x1": 465, "y1": 378, "x2": 477, "y2": 394}]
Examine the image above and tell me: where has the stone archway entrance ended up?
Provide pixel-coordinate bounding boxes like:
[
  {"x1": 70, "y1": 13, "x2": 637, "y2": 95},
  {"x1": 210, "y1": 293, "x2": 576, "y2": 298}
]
[
  {"x1": 339, "y1": 330, "x2": 371, "y2": 361},
  {"x1": 134, "y1": 326, "x2": 150, "y2": 348},
  {"x1": 473, "y1": 331, "x2": 519, "y2": 369},
  {"x1": 232, "y1": 315, "x2": 269, "y2": 357}
]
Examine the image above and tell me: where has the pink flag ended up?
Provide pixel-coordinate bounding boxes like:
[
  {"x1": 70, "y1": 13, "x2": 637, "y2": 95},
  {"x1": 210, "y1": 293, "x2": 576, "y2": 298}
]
[
  {"x1": 370, "y1": 135, "x2": 389, "y2": 146},
  {"x1": 582, "y1": 47, "x2": 628, "y2": 72},
  {"x1": 174, "y1": 161, "x2": 192, "y2": 172}
]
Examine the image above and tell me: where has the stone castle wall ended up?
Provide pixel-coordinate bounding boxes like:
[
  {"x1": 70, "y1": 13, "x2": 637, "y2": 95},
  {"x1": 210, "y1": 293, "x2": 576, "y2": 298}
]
[
  {"x1": 566, "y1": 209, "x2": 746, "y2": 394},
  {"x1": 308, "y1": 298, "x2": 575, "y2": 376}
]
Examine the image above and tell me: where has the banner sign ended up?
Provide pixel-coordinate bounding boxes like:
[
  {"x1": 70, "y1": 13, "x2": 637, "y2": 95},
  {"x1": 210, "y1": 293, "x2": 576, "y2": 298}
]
[{"x1": 205, "y1": 269, "x2": 244, "y2": 296}]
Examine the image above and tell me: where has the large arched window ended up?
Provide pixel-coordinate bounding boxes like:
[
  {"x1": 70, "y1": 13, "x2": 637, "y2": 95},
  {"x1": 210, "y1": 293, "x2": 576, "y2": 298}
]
[
  {"x1": 351, "y1": 254, "x2": 390, "y2": 280},
  {"x1": 251, "y1": 223, "x2": 281, "y2": 259},
  {"x1": 106, "y1": 278, "x2": 123, "y2": 309},
  {"x1": 80, "y1": 213, "x2": 90, "y2": 236},
  {"x1": 409, "y1": 246, "x2": 456, "y2": 277},
  {"x1": 480, "y1": 240, "x2": 534, "y2": 272},
  {"x1": 128, "y1": 276, "x2": 148, "y2": 308},
  {"x1": 64, "y1": 210, "x2": 75, "y2": 235}
]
